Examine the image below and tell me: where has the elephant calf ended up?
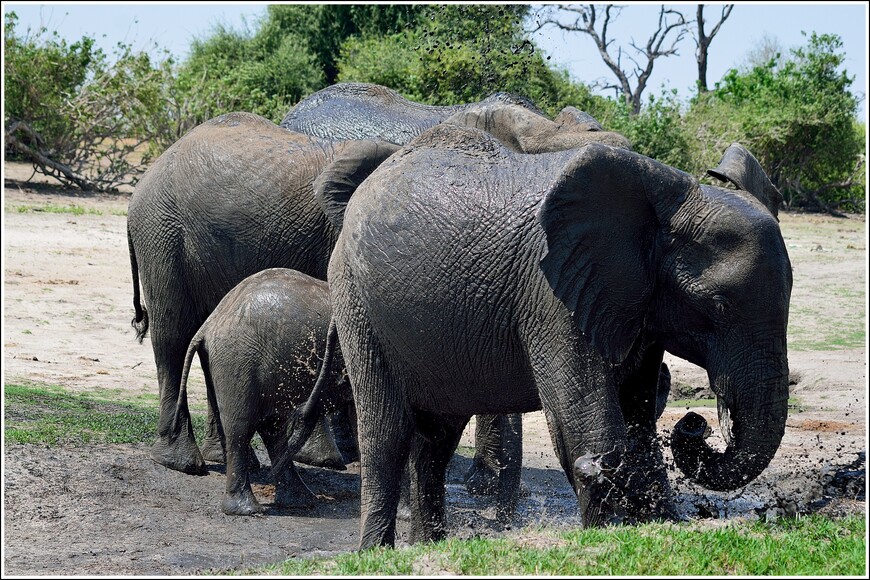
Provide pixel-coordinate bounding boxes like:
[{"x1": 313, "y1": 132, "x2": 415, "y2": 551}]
[{"x1": 171, "y1": 268, "x2": 351, "y2": 516}]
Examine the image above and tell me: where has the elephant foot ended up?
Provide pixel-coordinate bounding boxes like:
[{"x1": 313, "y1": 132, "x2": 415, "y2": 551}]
[
  {"x1": 574, "y1": 452, "x2": 626, "y2": 528},
  {"x1": 293, "y1": 417, "x2": 346, "y2": 470},
  {"x1": 151, "y1": 435, "x2": 206, "y2": 475},
  {"x1": 574, "y1": 450, "x2": 678, "y2": 527},
  {"x1": 199, "y1": 435, "x2": 226, "y2": 463},
  {"x1": 222, "y1": 489, "x2": 265, "y2": 516}
]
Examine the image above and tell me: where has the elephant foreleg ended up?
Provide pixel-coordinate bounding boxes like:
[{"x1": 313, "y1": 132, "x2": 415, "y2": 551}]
[{"x1": 616, "y1": 343, "x2": 677, "y2": 522}]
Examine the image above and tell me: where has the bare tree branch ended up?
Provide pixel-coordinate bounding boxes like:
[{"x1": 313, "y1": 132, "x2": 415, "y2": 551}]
[
  {"x1": 694, "y1": 4, "x2": 734, "y2": 93},
  {"x1": 531, "y1": 4, "x2": 689, "y2": 114}
]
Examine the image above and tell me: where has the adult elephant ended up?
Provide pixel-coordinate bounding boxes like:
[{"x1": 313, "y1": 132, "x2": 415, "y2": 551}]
[
  {"x1": 128, "y1": 112, "x2": 400, "y2": 474},
  {"x1": 313, "y1": 124, "x2": 792, "y2": 549},
  {"x1": 285, "y1": 82, "x2": 631, "y2": 504}
]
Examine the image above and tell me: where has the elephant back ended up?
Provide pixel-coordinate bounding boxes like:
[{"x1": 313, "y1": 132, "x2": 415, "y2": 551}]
[{"x1": 280, "y1": 82, "x2": 547, "y2": 146}]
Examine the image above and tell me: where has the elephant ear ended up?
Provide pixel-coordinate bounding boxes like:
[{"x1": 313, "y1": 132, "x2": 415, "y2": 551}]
[
  {"x1": 537, "y1": 143, "x2": 695, "y2": 363},
  {"x1": 314, "y1": 140, "x2": 400, "y2": 231},
  {"x1": 707, "y1": 143, "x2": 782, "y2": 218}
]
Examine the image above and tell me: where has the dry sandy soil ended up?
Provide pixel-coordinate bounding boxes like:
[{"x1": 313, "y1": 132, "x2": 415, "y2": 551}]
[{"x1": 2, "y1": 161, "x2": 866, "y2": 576}]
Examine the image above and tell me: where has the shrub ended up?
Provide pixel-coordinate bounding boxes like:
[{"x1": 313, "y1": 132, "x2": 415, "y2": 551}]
[{"x1": 4, "y1": 12, "x2": 175, "y2": 191}]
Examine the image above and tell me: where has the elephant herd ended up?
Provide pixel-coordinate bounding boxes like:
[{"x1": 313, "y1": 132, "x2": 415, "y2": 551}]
[{"x1": 127, "y1": 82, "x2": 793, "y2": 550}]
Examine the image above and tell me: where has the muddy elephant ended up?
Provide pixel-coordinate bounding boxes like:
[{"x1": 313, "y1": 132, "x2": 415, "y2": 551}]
[
  {"x1": 172, "y1": 268, "x2": 350, "y2": 515},
  {"x1": 129, "y1": 92, "x2": 630, "y2": 478},
  {"x1": 128, "y1": 111, "x2": 399, "y2": 475},
  {"x1": 309, "y1": 124, "x2": 791, "y2": 549},
  {"x1": 286, "y1": 82, "x2": 631, "y2": 506}
]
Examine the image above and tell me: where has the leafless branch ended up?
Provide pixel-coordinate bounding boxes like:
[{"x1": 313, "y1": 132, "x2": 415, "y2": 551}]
[{"x1": 531, "y1": 4, "x2": 690, "y2": 114}]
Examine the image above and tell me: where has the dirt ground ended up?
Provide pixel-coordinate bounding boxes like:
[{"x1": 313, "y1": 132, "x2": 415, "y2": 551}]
[{"x1": 2, "y1": 161, "x2": 866, "y2": 576}]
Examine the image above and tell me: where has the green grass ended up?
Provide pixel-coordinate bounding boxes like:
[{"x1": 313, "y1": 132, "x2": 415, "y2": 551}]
[
  {"x1": 8, "y1": 203, "x2": 128, "y2": 217},
  {"x1": 250, "y1": 516, "x2": 865, "y2": 576},
  {"x1": 12, "y1": 203, "x2": 104, "y2": 215},
  {"x1": 3, "y1": 382, "x2": 206, "y2": 445}
]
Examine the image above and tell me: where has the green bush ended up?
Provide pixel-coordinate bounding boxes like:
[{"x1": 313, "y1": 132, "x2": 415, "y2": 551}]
[
  {"x1": 699, "y1": 32, "x2": 865, "y2": 212},
  {"x1": 610, "y1": 88, "x2": 696, "y2": 171},
  {"x1": 4, "y1": 11, "x2": 175, "y2": 191}
]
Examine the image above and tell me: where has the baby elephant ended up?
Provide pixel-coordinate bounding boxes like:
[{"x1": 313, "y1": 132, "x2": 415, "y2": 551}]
[{"x1": 172, "y1": 268, "x2": 351, "y2": 515}]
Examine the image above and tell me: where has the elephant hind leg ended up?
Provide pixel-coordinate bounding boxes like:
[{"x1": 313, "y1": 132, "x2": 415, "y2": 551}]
[
  {"x1": 221, "y1": 427, "x2": 263, "y2": 516},
  {"x1": 148, "y1": 306, "x2": 206, "y2": 475},
  {"x1": 464, "y1": 413, "x2": 528, "y2": 522},
  {"x1": 347, "y1": 353, "x2": 416, "y2": 549},
  {"x1": 408, "y1": 413, "x2": 469, "y2": 544}
]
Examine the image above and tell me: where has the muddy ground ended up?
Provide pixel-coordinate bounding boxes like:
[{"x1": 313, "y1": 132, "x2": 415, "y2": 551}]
[{"x1": 2, "y1": 161, "x2": 866, "y2": 576}]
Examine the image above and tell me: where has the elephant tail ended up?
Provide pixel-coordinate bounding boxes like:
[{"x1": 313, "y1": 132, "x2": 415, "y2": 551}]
[
  {"x1": 272, "y1": 317, "x2": 339, "y2": 480},
  {"x1": 127, "y1": 227, "x2": 149, "y2": 343},
  {"x1": 171, "y1": 329, "x2": 205, "y2": 437}
]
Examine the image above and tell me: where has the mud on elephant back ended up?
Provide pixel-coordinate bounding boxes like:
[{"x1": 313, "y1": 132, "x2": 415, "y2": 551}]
[{"x1": 313, "y1": 122, "x2": 791, "y2": 550}]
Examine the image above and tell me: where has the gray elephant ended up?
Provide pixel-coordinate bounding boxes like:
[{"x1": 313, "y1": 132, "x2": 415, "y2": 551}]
[
  {"x1": 172, "y1": 268, "x2": 350, "y2": 515},
  {"x1": 287, "y1": 83, "x2": 631, "y2": 507},
  {"x1": 308, "y1": 124, "x2": 791, "y2": 549},
  {"x1": 128, "y1": 111, "x2": 400, "y2": 475}
]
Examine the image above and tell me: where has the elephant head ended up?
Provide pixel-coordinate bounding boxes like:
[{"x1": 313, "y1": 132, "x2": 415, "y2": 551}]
[
  {"x1": 443, "y1": 102, "x2": 631, "y2": 153},
  {"x1": 537, "y1": 142, "x2": 792, "y2": 492}
]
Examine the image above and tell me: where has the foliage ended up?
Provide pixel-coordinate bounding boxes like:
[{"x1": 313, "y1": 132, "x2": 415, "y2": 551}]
[
  {"x1": 4, "y1": 12, "x2": 174, "y2": 191},
  {"x1": 337, "y1": 4, "x2": 614, "y2": 119},
  {"x1": 6, "y1": 9, "x2": 864, "y2": 215},
  {"x1": 174, "y1": 22, "x2": 323, "y2": 126},
  {"x1": 256, "y1": 516, "x2": 865, "y2": 576},
  {"x1": 697, "y1": 32, "x2": 865, "y2": 212},
  {"x1": 609, "y1": 88, "x2": 695, "y2": 171}
]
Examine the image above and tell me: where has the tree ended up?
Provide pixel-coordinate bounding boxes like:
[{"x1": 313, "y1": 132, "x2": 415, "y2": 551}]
[
  {"x1": 693, "y1": 4, "x2": 733, "y2": 93},
  {"x1": 4, "y1": 12, "x2": 175, "y2": 191},
  {"x1": 175, "y1": 21, "x2": 323, "y2": 126},
  {"x1": 703, "y1": 32, "x2": 864, "y2": 213},
  {"x1": 532, "y1": 4, "x2": 688, "y2": 115}
]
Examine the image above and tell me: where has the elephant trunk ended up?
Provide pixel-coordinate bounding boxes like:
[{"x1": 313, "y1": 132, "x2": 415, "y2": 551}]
[{"x1": 671, "y1": 350, "x2": 789, "y2": 492}]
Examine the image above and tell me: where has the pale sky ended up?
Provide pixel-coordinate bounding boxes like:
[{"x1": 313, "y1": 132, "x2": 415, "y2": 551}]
[{"x1": 4, "y1": 2, "x2": 868, "y2": 119}]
